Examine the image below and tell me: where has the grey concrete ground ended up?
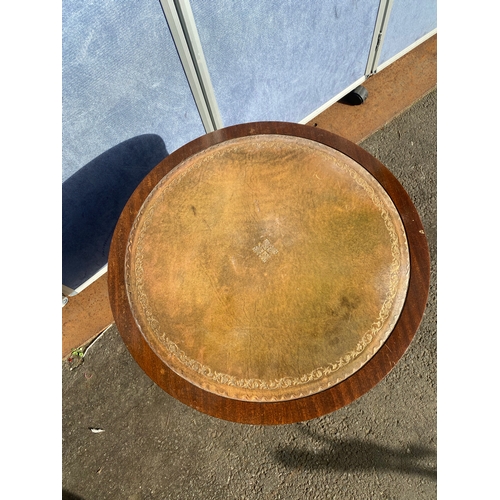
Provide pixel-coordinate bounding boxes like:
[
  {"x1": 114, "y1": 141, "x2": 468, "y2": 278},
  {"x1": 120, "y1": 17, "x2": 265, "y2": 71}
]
[{"x1": 62, "y1": 89, "x2": 437, "y2": 500}]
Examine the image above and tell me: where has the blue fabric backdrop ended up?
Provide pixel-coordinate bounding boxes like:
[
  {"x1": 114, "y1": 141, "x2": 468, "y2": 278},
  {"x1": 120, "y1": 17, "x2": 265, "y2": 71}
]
[
  {"x1": 62, "y1": 0, "x2": 205, "y2": 182},
  {"x1": 379, "y1": 0, "x2": 437, "y2": 66},
  {"x1": 189, "y1": 0, "x2": 380, "y2": 126}
]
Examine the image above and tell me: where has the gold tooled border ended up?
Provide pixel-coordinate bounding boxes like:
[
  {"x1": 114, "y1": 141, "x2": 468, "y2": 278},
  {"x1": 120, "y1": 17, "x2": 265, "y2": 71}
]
[{"x1": 125, "y1": 135, "x2": 410, "y2": 402}]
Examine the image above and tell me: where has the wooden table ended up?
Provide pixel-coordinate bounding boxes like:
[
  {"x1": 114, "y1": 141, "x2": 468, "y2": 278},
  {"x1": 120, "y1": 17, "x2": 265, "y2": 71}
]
[{"x1": 108, "y1": 122, "x2": 430, "y2": 424}]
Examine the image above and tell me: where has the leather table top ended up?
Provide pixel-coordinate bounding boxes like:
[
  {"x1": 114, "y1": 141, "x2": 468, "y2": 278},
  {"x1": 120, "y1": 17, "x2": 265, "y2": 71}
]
[{"x1": 124, "y1": 134, "x2": 410, "y2": 402}]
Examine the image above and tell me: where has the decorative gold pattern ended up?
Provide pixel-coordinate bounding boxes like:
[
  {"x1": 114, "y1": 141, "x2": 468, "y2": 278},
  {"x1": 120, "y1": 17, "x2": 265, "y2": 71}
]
[
  {"x1": 125, "y1": 135, "x2": 410, "y2": 402},
  {"x1": 252, "y1": 239, "x2": 279, "y2": 262}
]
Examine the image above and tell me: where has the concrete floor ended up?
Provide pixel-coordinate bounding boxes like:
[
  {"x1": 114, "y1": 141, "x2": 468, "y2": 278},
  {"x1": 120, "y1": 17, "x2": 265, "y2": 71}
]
[{"x1": 62, "y1": 88, "x2": 437, "y2": 500}]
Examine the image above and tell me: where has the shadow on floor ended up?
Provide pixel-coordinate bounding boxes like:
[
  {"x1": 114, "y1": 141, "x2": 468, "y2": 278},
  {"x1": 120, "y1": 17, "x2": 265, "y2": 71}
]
[
  {"x1": 273, "y1": 426, "x2": 436, "y2": 480},
  {"x1": 62, "y1": 490, "x2": 85, "y2": 500}
]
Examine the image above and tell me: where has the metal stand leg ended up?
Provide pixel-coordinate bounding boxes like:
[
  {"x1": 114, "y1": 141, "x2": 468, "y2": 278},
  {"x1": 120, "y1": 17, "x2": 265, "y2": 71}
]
[{"x1": 343, "y1": 85, "x2": 369, "y2": 105}]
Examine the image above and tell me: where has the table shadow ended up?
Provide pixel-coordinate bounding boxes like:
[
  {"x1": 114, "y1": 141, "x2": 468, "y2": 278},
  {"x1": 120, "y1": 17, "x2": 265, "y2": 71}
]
[
  {"x1": 62, "y1": 134, "x2": 168, "y2": 291},
  {"x1": 272, "y1": 425, "x2": 436, "y2": 480},
  {"x1": 62, "y1": 490, "x2": 85, "y2": 500}
]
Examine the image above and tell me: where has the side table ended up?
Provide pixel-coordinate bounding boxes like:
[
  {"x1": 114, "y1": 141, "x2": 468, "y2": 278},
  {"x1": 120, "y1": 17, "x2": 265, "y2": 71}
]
[{"x1": 108, "y1": 122, "x2": 430, "y2": 424}]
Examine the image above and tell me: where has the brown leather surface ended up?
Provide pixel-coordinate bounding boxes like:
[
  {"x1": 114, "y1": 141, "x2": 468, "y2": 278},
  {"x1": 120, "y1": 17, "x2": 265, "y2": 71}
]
[{"x1": 125, "y1": 134, "x2": 409, "y2": 402}]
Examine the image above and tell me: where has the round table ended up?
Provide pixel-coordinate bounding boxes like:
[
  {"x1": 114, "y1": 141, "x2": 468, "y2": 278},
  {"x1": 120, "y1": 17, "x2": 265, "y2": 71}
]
[{"x1": 108, "y1": 122, "x2": 430, "y2": 425}]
